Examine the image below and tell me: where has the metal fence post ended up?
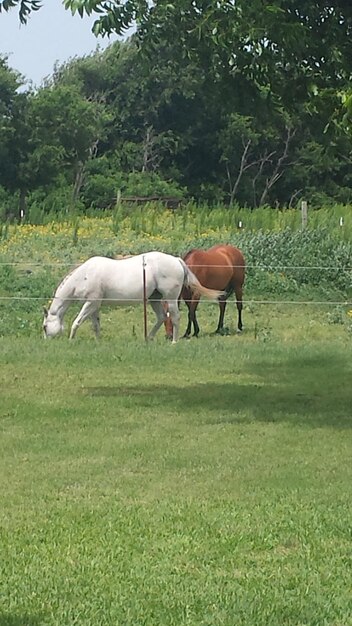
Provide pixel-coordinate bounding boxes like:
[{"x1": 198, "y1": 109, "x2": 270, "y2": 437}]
[
  {"x1": 301, "y1": 200, "x2": 308, "y2": 229},
  {"x1": 142, "y1": 255, "x2": 148, "y2": 341}
]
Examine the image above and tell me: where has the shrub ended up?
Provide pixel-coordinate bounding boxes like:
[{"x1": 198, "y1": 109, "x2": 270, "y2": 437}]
[
  {"x1": 122, "y1": 172, "x2": 185, "y2": 198},
  {"x1": 81, "y1": 173, "x2": 123, "y2": 209},
  {"x1": 234, "y1": 228, "x2": 352, "y2": 294}
]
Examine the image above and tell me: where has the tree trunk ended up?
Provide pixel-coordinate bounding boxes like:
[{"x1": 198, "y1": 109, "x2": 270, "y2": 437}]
[{"x1": 72, "y1": 161, "x2": 85, "y2": 204}]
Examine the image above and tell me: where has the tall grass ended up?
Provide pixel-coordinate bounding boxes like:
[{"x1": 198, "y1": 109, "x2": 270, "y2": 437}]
[
  {"x1": 3, "y1": 202, "x2": 352, "y2": 240},
  {"x1": 1, "y1": 211, "x2": 352, "y2": 338},
  {"x1": 0, "y1": 204, "x2": 352, "y2": 343}
]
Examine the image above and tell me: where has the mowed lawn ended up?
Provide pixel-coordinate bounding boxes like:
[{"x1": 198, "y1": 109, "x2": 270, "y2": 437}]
[{"x1": 0, "y1": 303, "x2": 352, "y2": 626}]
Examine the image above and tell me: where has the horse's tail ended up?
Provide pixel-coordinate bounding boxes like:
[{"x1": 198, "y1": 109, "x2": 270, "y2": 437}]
[{"x1": 179, "y1": 259, "x2": 224, "y2": 300}]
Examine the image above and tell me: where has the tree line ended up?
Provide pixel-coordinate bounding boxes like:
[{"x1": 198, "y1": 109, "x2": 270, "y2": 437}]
[{"x1": 1, "y1": 0, "x2": 352, "y2": 217}]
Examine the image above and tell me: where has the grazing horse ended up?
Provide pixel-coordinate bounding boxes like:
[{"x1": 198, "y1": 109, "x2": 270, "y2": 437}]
[
  {"x1": 164, "y1": 244, "x2": 245, "y2": 338},
  {"x1": 42, "y1": 252, "x2": 223, "y2": 343}
]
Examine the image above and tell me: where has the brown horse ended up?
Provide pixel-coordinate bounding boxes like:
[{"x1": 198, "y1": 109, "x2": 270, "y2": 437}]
[{"x1": 164, "y1": 244, "x2": 245, "y2": 338}]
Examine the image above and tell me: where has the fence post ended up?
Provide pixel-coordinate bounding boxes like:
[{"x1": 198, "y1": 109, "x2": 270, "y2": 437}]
[
  {"x1": 301, "y1": 200, "x2": 308, "y2": 229},
  {"x1": 142, "y1": 255, "x2": 148, "y2": 341}
]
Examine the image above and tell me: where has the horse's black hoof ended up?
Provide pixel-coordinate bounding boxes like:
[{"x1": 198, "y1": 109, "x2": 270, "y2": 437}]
[{"x1": 216, "y1": 327, "x2": 230, "y2": 336}]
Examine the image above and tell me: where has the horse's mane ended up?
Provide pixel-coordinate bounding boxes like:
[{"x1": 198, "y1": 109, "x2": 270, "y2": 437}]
[
  {"x1": 55, "y1": 264, "x2": 80, "y2": 294},
  {"x1": 183, "y1": 248, "x2": 197, "y2": 262}
]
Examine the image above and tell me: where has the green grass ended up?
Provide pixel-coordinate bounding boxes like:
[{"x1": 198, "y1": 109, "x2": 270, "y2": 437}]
[
  {"x1": 1, "y1": 213, "x2": 352, "y2": 624},
  {"x1": 0, "y1": 304, "x2": 352, "y2": 626}
]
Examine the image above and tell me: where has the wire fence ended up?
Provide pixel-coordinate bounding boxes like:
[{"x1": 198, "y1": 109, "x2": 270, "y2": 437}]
[
  {"x1": 0, "y1": 296, "x2": 351, "y2": 307},
  {"x1": 0, "y1": 261, "x2": 352, "y2": 270},
  {"x1": 0, "y1": 261, "x2": 351, "y2": 306}
]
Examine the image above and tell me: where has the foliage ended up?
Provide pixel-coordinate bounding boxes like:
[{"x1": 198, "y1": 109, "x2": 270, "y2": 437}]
[
  {"x1": 122, "y1": 172, "x2": 184, "y2": 198},
  {"x1": 0, "y1": 0, "x2": 41, "y2": 23},
  {"x1": 0, "y1": 56, "x2": 26, "y2": 204},
  {"x1": 80, "y1": 168, "x2": 185, "y2": 209},
  {"x1": 241, "y1": 227, "x2": 352, "y2": 294},
  {"x1": 1, "y1": 4, "x2": 352, "y2": 208}
]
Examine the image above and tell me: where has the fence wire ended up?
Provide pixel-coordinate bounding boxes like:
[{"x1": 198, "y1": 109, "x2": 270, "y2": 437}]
[
  {"x1": 0, "y1": 260, "x2": 351, "y2": 306},
  {"x1": 0, "y1": 296, "x2": 351, "y2": 307},
  {"x1": 0, "y1": 261, "x2": 352, "y2": 270}
]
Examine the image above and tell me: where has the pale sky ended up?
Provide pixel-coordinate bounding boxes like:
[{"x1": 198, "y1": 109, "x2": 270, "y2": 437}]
[{"x1": 0, "y1": 0, "x2": 120, "y2": 88}]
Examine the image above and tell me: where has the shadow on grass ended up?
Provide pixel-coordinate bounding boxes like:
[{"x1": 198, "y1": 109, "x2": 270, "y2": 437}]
[{"x1": 85, "y1": 351, "x2": 352, "y2": 429}]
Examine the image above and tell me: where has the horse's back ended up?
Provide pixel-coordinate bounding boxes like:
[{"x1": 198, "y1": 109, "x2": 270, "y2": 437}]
[
  {"x1": 184, "y1": 245, "x2": 244, "y2": 290},
  {"x1": 60, "y1": 256, "x2": 122, "y2": 299},
  {"x1": 209, "y1": 245, "x2": 245, "y2": 284},
  {"x1": 76, "y1": 256, "x2": 123, "y2": 283},
  {"x1": 68, "y1": 252, "x2": 183, "y2": 281},
  {"x1": 144, "y1": 251, "x2": 185, "y2": 296},
  {"x1": 208, "y1": 244, "x2": 245, "y2": 267},
  {"x1": 88, "y1": 252, "x2": 184, "y2": 301},
  {"x1": 77, "y1": 256, "x2": 120, "y2": 272}
]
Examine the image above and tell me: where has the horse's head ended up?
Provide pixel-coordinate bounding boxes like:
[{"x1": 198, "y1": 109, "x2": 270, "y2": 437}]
[{"x1": 42, "y1": 306, "x2": 63, "y2": 339}]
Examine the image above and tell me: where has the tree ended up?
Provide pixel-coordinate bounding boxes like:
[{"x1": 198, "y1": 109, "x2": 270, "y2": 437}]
[
  {"x1": 0, "y1": 0, "x2": 41, "y2": 24},
  {"x1": 0, "y1": 56, "x2": 23, "y2": 164},
  {"x1": 39, "y1": 31, "x2": 352, "y2": 207},
  {"x1": 3, "y1": 2, "x2": 352, "y2": 83},
  {"x1": 26, "y1": 84, "x2": 109, "y2": 201},
  {"x1": 2, "y1": 2, "x2": 352, "y2": 207},
  {"x1": 0, "y1": 56, "x2": 30, "y2": 216},
  {"x1": 0, "y1": 62, "x2": 109, "y2": 214}
]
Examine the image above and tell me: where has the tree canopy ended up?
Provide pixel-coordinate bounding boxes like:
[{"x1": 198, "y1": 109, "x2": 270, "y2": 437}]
[{"x1": 1, "y1": 1, "x2": 352, "y2": 214}]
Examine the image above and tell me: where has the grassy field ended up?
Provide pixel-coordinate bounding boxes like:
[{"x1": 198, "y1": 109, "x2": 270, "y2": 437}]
[
  {"x1": 0, "y1": 210, "x2": 352, "y2": 624},
  {"x1": 1, "y1": 301, "x2": 352, "y2": 626}
]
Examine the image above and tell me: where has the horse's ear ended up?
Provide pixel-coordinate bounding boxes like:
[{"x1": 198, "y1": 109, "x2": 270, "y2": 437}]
[{"x1": 43, "y1": 306, "x2": 48, "y2": 318}]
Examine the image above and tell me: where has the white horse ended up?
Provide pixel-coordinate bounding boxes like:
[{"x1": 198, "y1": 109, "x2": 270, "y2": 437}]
[{"x1": 43, "y1": 251, "x2": 223, "y2": 343}]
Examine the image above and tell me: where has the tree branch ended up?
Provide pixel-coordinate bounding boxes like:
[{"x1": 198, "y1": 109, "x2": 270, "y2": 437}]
[{"x1": 259, "y1": 126, "x2": 296, "y2": 206}]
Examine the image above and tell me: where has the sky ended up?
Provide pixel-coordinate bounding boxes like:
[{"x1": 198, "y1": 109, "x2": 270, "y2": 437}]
[{"x1": 0, "y1": 0, "x2": 120, "y2": 88}]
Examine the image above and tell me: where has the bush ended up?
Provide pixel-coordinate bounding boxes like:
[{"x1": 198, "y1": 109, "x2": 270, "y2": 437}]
[
  {"x1": 122, "y1": 172, "x2": 185, "y2": 198},
  {"x1": 81, "y1": 173, "x2": 124, "y2": 209},
  {"x1": 233, "y1": 228, "x2": 352, "y2": 294},
  {"x1": 0, "y1": 187, "x2": 18, "y2": 222},
  {"x1": 26, "y1": 186, "x2": 85, "y2": 223}
]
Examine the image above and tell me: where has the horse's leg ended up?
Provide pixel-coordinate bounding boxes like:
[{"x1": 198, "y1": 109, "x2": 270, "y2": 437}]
[
  {"x1": 181, "y1": 287, "x2": 192, "y2": 338},
  {"x1": 69, "y1": 301, "x2": 100, "y2": 339},
  {"x1": 148, "y1": 299, "x2": 167, "y2": 340},
  {"x1": 191, "y1": 297, "x2": 200, "y2": 337},
  {"x1": 167, "y1": 299, "x2": 181, "y2": 344},
  {"x1": 91, "y1": 311, "x2": 101, "y2": 339},
  {"x1": 183, "y1": 299, "x2": 192, "y2": 338},
  {"x1": 162, "y1": 301, "x2": 173, "y2": 340},
  {"x1": 183, "y1": 298, "x2": 200, "y2": 337},
  {"x1": 235, "y1": 284, "x2": 243, "y2": 332},
  {"x1": 181, "y1": 288, "x2": 200, "y2": 338},
  {"x1": 216, "y1": 298, "x2": 227, "y2": 334}
]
